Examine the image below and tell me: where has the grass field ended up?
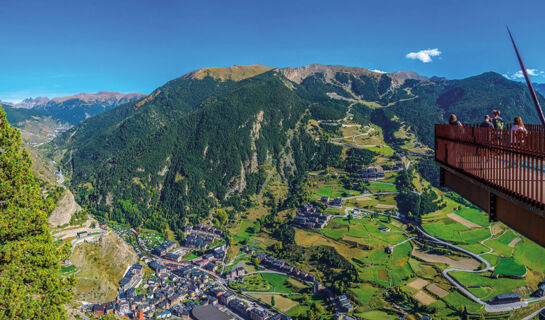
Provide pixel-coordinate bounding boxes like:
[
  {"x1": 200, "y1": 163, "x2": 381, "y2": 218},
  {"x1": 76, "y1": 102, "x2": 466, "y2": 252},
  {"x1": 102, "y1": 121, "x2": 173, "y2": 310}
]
[
  {"x1": 232, "y1": 273, "x2": 270, "y2": 291},
  {"x1": 452, "y1": 207, "x2": 489, "y2": 227},
  {"x1": 183, "y1": 252, "x2": 200, "y2": 261},
  {"x1": 354, "y1": 310, "x2": 400, "y2": 320},
  {"x1": 350, "y1": 284, "x2": 381, "y2": 304},
  {"x1": 513, "y1": 239, "x2": 545, "y2": 273},
  {"x1": 449, "y1": 271, "x2": 526, "y2": 301},
  {"x1": 493, "y1": 258, "x2": 526, "y2": 277},
  {"x1": 248, "y1": 293, "x2": 298, "y2": 312},
  {"x1": 233, "y1": 219, "x2": 259, "y2": 243},
  {"x1": 423, "y1": 221, "x2": 490, "y2": 244},
  {"x1": 313, "y1": 185, "x2": 361, "y2": 198},
  {"x1": 442, "y1": 291, "x2": 483, "y2": 313},
  {"x1": 261, "y1": 273, "x2": 300, "y2": 293},
  {"x1": 366, "y1": 181, "x2": 398, "y2": 193}
]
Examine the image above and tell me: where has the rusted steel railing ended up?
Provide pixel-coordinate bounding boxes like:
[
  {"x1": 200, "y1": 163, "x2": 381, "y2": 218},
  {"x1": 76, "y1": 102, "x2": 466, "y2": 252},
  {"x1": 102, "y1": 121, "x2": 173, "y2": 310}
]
[{"x1": 435, "y1": 124, "x2": 545, "y2": 208}]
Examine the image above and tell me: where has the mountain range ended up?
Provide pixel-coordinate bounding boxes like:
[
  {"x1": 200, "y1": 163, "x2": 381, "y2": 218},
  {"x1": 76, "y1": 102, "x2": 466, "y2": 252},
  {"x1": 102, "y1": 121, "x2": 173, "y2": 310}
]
[
  {"x1": 2, "y1": 91, "x2": 146, "y2": 125},
  {"x1": 44, "y1": 64, "x2": 545, "y2": 231}
]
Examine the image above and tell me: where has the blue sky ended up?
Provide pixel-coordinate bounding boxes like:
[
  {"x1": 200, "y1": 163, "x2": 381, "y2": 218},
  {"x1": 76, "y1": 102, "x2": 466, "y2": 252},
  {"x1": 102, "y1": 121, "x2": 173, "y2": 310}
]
[{"x1": 1, "y1": 0, "x2": 544, "y2": 102}]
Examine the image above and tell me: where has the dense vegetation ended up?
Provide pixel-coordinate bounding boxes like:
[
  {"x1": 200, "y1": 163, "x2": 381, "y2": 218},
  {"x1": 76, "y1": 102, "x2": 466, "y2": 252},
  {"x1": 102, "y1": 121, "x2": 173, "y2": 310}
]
[
  {"x1": 3, "y1": 104, "x2": 51, "y2": 126},
  {"x1": 0, "y1": 107, "x2": 73, "y2": 319}
]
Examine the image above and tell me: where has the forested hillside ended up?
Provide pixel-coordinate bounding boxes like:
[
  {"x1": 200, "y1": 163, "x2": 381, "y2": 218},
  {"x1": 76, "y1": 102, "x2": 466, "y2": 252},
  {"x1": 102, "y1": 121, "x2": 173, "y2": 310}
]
[
  {"x1": 47, "y1": 64, "x2": 545, "y2": 237},
  {"x1": 0, "y1": 107, "x2": 72, "y2": 319}
]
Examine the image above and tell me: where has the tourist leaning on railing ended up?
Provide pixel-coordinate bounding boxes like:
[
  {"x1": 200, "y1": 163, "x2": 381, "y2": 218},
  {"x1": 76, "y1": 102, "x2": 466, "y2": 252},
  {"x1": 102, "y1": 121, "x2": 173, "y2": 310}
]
[
  {"x1": 480, "y1": 115, "x2": 494, "y2": 129},
  {"x1": 449, "y1": 114, "x2": 463, "y2": 127}
]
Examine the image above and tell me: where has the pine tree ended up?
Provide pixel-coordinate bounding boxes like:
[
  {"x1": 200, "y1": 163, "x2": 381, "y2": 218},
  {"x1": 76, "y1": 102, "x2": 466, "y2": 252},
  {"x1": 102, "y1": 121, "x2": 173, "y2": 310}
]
[{"x1": 0, "y1": 107, "x2": 73, "y2": 319}]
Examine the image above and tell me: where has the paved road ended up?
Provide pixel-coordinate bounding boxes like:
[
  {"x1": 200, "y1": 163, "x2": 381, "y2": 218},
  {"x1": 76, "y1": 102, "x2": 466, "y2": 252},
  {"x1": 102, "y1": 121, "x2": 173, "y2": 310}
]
[
  {"x1": 53, "y1": 228, "x2": 105, "y2": 239},
  {"x1": 522, "y1": 307, "x2": 545, "y2": 320},
  {"x1": 413, "y1": 224, "x2": 545, "y2": 312}
]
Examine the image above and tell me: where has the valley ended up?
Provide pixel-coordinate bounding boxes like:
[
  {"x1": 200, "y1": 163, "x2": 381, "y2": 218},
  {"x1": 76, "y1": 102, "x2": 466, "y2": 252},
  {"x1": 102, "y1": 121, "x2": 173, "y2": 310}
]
[{"x1": 6, "y1": 64, "x2": 545, "y2": 320}]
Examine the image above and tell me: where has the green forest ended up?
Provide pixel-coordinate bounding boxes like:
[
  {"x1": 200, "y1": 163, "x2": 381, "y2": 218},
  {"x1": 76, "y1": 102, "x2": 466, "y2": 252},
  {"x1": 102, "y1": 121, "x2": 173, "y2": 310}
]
[{"x1": 0, "y1": 107, "x2": 73, "y2": 319}]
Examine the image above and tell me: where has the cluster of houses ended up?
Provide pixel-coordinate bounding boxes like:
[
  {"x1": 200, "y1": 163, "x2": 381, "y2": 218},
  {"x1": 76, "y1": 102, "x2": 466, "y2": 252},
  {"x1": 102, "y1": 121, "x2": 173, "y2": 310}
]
[
  {"x1": 360, "y1": 166, "x2": 385, "y2": 180},
  {"x1": 183, "y1": 225, "x2": 223, "y2": 250},
  {"x1": 223, "y1": 266, "x2": 246, "y2": 280},
  {"x1": 256, "y1": 253, "x2": 316, "y2": 283},
  {"x1": 152, "y1": 241, "x2": 177, "y2": 256},
  {"x1": 192, "y1": 245, "x2": 227, "y2": 273},
  {"x1": 293, "y1": 202, "x2": 332, "y2": 230},
  {"x1": 83, "y1": 263, "x2": 196, "y2": 318},
  {"x1": 320, "y1": 197, "x2": 342, "y2": 208},
  {"x1": 119, "y1": 263, "x2": 144, "y2": 292},
  {"x1": 335, "y1": 295, "x2": 354, "y2": 313},
  {"x1": 184, "y1": 224, "x2": 224, "y2": 237}
]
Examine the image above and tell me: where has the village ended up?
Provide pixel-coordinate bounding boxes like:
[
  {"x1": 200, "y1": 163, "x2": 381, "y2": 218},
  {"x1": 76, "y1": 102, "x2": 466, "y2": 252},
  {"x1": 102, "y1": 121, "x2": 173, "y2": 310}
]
[{"x1": 80, "y1": 221, "x2": 358, "y2": 320}]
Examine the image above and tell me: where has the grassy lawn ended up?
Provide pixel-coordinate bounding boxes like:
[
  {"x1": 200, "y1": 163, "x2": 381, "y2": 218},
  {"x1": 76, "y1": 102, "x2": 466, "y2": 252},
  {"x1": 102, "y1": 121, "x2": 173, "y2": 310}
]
[
  {"x1": 232, "y1": 274, "x2": 270, "y2": 291},
  {"x1": 455, "y1": 207, "x2": 489, "y2": 227},
  {"x1": 261, "y1": 273, "x2": 296, "y2": 293},
  {"x1": 248, "y1": 293, "x2": 299, "y2": 312},
  {"x1": 388, "y1": 242, "x2": 413, "y2": 287},
  {"x1": 366, "y1": 181, "x2": 398, "y2": 193},
  {"x1": 313, "y1": 185, "x2": 361, "y2": 198},
  {"x1": 442, "y1": 291, "x2": 483, "y2": 313},
  {"x1": 449, "y1": 271, "x2": 527, "y2": 300},
  {"x1": 513, "y1": 239, "x2": 545, "y2": 273},
  {"x1": 233, "y1": 219, "x2": 259, "y2": 244},
  {"x1": 350, "y1": 284, "x2": 380, "y2": 305},
  {"x1": 422, "y1": 220, "x2": 490, "y2": 244},
  {"x1": 493, "y1": 258, "x2": 526, "y2": 277},
  {"x1": 459, "y1": 243, "x2": 489, "y2": 254},
  {"x1": 183, "y1": 252, "x2": 200, "y2": 261},
  {"x1": 354, "y1": 310, "x2": 400, "y2": 320},
  {"x1": 484, "y1": 230, "x2": 516, "y2": 258},
  {"x1": 365, "y1": 145, "x2": 395, "y2": 155}
]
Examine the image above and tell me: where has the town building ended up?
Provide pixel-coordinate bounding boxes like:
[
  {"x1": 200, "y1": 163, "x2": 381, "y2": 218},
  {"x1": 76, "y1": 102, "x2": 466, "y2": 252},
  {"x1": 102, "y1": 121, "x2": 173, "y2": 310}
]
[
  {"x1": 336, "y1": 295, "x2": 354, "y2": 312},
  {"x1": 191, "y1": 305, "x2": 234, "y2": 320},
  {"x1": 293, "y1": 202, "x2": 332, "y2": 230},
  {"x1": 361, "y1": 166, "x2": 385, "y2": 180},
  {"x1": 490, "y1": 293, "x2": 522, "y2": 304}
]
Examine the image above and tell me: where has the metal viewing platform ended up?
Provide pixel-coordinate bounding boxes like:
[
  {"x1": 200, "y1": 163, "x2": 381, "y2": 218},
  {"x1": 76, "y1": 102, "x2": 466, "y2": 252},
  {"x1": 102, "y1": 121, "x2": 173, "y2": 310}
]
[{"x1": 435, "y1": 123, "x2": 545, "y2": 247}]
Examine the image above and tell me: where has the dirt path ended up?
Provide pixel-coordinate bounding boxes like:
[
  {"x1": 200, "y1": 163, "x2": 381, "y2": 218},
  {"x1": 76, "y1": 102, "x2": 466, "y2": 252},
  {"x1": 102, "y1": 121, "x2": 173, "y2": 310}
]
[
  {"x1": 48, "y1": 189, "x2": 81, "y2": 227},
  {"x1": 411, "y1": 246, "x2": 480, "y2": 270},
  {"x1": 447, "y1": 213, "x2": 481, "y2": 228},
  {"x1": 508, "y1": 237, "x2": 522, "y2": 248}
]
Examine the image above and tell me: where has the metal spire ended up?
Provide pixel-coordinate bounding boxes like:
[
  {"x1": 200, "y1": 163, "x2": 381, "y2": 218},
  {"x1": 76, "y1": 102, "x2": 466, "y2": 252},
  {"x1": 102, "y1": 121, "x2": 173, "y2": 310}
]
[{"x1": 507, "y1": 26, "x2": 545, "y2": 127}]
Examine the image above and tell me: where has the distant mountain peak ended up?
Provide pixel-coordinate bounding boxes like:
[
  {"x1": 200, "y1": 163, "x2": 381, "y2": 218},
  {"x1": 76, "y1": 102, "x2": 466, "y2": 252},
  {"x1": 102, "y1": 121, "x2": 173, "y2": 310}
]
[
  {"x1": 280, "y1": 64, "x2": 382, "y2": 84},
  {"x1": 17, "y1": 96, "x2": 50, "y2": 109},
  {"x1": 51, "y1": 91, "x2": 146, "y2": 103},
  {"x1": 392, "y1": 70, "x2": 429, "y2": 81},
  {"x1": 185, "y1": 64, "x2": 274, "y2": 81}
]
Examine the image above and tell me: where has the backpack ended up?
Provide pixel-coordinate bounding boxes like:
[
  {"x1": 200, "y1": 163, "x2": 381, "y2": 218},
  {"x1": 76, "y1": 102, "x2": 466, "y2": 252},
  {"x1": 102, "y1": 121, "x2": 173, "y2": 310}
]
[{"x1": 493, "y1": 118, "x2": 504, "y2": 130}]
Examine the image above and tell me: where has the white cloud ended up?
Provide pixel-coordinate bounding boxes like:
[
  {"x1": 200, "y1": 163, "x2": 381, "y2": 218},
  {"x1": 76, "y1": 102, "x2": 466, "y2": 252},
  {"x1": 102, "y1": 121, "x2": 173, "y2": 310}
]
[
  {"x1": 370, "y1": 69, "x2": 386, "y2": 74},
  {"x1": 406, "y1": 48, "x2": 441, "y2": 63},
  {"x1": 509, "y1": 68, "x2": 544, "y2": 79}
]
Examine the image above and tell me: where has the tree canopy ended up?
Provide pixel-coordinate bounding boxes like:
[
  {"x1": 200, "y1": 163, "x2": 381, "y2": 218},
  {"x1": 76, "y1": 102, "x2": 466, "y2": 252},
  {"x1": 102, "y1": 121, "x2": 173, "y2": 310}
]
[{"x1": 0, "y1": 107, "x2": 73, "y2": 319}]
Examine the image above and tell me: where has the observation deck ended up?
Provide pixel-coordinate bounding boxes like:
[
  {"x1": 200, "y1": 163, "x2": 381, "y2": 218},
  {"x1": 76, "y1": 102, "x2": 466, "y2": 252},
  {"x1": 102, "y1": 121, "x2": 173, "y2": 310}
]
[{"x1": 435, "y1": 123, "x2": 545, "y2": 247}]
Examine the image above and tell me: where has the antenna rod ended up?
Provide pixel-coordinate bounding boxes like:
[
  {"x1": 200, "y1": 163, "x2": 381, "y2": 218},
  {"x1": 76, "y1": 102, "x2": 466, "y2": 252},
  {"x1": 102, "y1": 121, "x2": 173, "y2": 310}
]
[{"x1": 507, "y1": 26, "x2": 545, "y2": 127}]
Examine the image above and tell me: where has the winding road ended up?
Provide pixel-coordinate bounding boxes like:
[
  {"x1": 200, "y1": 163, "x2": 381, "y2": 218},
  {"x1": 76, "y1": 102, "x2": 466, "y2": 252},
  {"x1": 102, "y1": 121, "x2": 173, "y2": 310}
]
[{"x1": 413, "y1": 224, "x2": 545, "y2": 312}]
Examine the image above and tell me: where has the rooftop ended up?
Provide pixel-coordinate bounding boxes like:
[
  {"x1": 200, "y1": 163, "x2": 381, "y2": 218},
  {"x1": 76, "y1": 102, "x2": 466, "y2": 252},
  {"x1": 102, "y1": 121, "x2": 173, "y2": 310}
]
[{"x1": 191, "y1": 305, "x2": 233, "y2": 320}]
